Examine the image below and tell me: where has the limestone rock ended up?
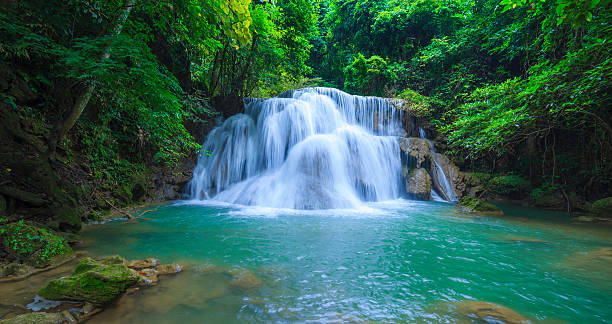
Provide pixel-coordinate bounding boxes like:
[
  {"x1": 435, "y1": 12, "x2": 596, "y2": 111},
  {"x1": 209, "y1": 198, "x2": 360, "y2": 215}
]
[
  {"x1": 0, "y1": 312, "x2": 65, "y2": 324},
  {"x1": 125, "y1": 258, "x2": 159, "y2": 269},
  {"x1": 39, "y1": 256, "x2": 139, "y2": 306},
  {"x1": 405, "y1": 168, "x2": 432, "y2": 200},
  {"x1": 399, "y1": 137, "x2": 431, "y2": 167},
  {"x1": 454, "y1": 301, "x2": 530, "y2": 324},
  {"x1": 431, "y1": 153, "x2": 463, "y2": 200},
  {"x1": 457, "y1": 196, "x2": 503, "y2": 216},
  {"x1": 157, "y1": 263, "x2": 183, "y2": 275}
]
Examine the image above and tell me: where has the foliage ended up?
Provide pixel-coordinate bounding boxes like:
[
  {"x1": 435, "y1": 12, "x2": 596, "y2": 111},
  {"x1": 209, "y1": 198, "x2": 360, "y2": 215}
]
[
  {"x1": 0, "y1": 221, "x2": 73, "y2": 267},
  {"x1": 489, "y1": 174, "x2": 531, "y2": 195}
]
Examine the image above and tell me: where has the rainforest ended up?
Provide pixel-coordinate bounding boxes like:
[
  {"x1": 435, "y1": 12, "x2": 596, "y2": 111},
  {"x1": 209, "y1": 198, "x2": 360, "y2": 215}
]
[{"x1": 0, "y1": 0, "x2": 611, "y2": 323}]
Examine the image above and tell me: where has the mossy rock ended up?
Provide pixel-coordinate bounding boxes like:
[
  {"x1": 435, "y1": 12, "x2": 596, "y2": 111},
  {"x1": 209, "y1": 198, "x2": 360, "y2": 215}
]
[
  {"x1": 590, "y1": 197, "x2": 612, "y2": 218},
  {"x1": 0, "y1": 312, "x2": 65, "y2": 324},
  {"x1": 112, "y1": 184, "x2": 133, "y2": 205},
  {"x1": 39, "y1": 256, "x2": 138, "y2": 306},
  {"x1": 0, "y1": 222, "x2": 73, "y2": 268},
  {"x1": 53, "y1": 207, "x2": 81, "y2": 232},
  {"x1": 457, "y1": 196, "x2": 503, "y2": 216}
]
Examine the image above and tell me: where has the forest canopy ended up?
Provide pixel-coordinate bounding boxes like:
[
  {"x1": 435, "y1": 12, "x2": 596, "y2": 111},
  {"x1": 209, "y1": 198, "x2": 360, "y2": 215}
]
[{"x1": 1, "y1": 0, "x2": 611, "y2": 201}]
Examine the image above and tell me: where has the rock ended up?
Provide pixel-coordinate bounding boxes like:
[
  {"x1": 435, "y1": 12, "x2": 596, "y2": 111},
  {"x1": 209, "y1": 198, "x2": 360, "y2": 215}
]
[
  {"x1": 125, "y1": 257, "x2": 159, "y2": 269},
  {"x1": 157, "y1": 263, "x2": 183, "y2": 275},
  {"x1": 457, "y1": 196, "x2": 503, "y2": 216},
  {"x1": 405, "y1": 168, "x2": 432, "y2": 200},
  {"x1": 82, "y1": 303, "x2": 94, "y2": 314},
  {"x1": 39, "y1": 256, "x2": 139, "y2": 306},
  {"x1": 60, "y1": 310, "x2": 75, "y2": 322},
  {"x1": 501, "y1": 235, "x2": 546, "y2": 243},
  {"x1": 0, "y1": 222, "x2": 74, "y2": 268},
  {"x1": 454, "y1": 301, "x2": 530, "y2": 324},
  {"x1": 590, "y1": 197, "x2": 612, "y2": 218},
  {"x1": 399, "y1": 137, "x2": 431, "y2": 167},
  {"x1": 431, "y1": 153, "x2": 463, "y2": 200},
  {"x1": 0, "y1": 312, "x2": 65, "y2": 324},
  {"x1": 0, "y1": 262, "x2": 34, "y2": 277},
  {"x1": 137, "y1": 268, "x2": 159, "y2": 286},
  {"x1": 227, "y1": 268, "x2": 262, "y2": 289}
]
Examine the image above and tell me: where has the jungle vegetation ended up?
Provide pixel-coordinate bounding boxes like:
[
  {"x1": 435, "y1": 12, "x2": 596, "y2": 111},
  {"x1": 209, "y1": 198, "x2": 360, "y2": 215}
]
[{"x1": 0, "y1": 0, "x2": 610, "y2": 214}]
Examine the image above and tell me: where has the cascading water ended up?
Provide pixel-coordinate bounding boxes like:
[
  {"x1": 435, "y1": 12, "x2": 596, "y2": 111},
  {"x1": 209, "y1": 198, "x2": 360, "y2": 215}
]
[
  {"x1": 188, "y1": 88, "x2": 406, "y2": 209},
  {"x1": 419, "y1": 128, "x2": 459, "y2": 202}
]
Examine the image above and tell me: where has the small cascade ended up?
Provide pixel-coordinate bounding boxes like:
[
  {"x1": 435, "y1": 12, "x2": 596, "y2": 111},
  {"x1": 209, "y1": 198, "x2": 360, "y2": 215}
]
[
  {"x1": 188, "y1": 88, "x2": 404, "y2": 209},
  {"x1": 419, "y1": 128, "x2": 459, "y2": 202}
]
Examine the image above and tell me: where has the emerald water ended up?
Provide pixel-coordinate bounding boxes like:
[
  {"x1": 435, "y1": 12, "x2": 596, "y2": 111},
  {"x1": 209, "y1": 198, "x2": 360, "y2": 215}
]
[{"x1": 80, "y1": 200, "x2": 612, "y2": 323}]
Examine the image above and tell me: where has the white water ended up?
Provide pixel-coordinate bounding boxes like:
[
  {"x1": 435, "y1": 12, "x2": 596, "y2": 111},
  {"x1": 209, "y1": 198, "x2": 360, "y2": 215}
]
[
  {"x1": 188, "y1": 87, "x2": 456, "y2": 209},
  {"x1": 419, "y1": 128, "x2": 459, "y2": 201}
]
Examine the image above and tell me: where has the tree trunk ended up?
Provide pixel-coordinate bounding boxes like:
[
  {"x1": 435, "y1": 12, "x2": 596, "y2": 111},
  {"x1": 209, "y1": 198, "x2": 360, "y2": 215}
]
[{"x1": 49, "y1": 0, "x2": 136, "y2": 153}]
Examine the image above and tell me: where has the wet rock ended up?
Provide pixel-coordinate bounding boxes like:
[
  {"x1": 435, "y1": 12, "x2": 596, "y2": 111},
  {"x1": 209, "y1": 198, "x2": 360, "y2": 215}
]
[
  {"x1": 457, "y1": 196, "x2": 503, "y2": 216},
  {"x1": 405, "y1": 168, "x2": 432, "y2": 200},
  {"x1": 227, "y1": 268, "x2": 262, "y2": 289},
  {"x1": 136, "y1": 268, "x2": 159, "y2": 286},
  {"x1": 454, "y1": 301, "x2": 531, "y2": 324},
  {"x1": 125, "y1": 258, "x2": 159, "y2": 269},
  {"x1": 399, "y1": 137, "x2": 431, "y2": 167},
  {"x1": 0, "y1": 312, "x2": 65, "y2": 324},
  {"x1": 39, "y1": 256, "x2": 139, "y2": 306},
  {"x1": 157, "y1": 263, "x2": 183, "y2": 275},
  {"x1": 590, "y1": 197, "x2": 612, "y2": 218},
  {"x1": 431, "y1": 153, "x2": 463, "y2": 200}
]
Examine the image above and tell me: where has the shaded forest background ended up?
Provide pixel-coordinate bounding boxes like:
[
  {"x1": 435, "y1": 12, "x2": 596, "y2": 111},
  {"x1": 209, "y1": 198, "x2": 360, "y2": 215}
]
[{"x1": 0, "y1": 0, "x2": 610, "y2": 229}]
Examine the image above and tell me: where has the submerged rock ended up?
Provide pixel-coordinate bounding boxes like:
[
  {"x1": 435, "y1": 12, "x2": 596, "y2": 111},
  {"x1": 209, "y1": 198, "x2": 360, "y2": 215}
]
[
  {"x1": 0, "y1": 312, "x2": 65, "y2": 324},
  {"x1": 405, "y1": 168, "x2": 432, "y2": 200},
  {"x1": 39, "y1": 256, "x2": 139, "y2": 306},
  {"x1": 500, "y1": 235, "x2": 546, "y2": 243},
  {"x1": 590, "y1": 197, "x2": 612, "y2": 218},
  {"x1": 227, "y1": 268, "x2": 262, "y2": 289},
  {"x1": 457, "y1": 196, "x2": 503, "y2": 216},
  {"x1": 455, "y1": 300, "x2": 531, "y2": 324},
  {"x1": 454, "y1": 301, "x2": 531, "y2": 324}
]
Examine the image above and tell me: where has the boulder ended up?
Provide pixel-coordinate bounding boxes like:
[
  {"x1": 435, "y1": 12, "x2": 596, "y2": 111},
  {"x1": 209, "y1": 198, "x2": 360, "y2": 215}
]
[
  {"x1": 590, "y1": 197, "x2": 612, "y2": 218},
  {"x1": 0, "y1": 312, "x2": 65, "y2": 324},
  {"x1": 431, "y1": 153, "x2": 463, "y2": 200},
  {"x1": 39, "y1": 256, "x2": 139, "y2": 306},
  {"x1": 454, "y1": 301, "x2": 530, "y2": 324},
  {"x1": 457, "y1": 196, "x2": 503, "y2": 216},
  {"x1": 405, "y1": 168, "x2": 432, "y2": 200},
  {"x1": 125, "y1": 258, "x2": 159, "y2": 269},
  {"x1": 399, "y1": 137, "x2": 431, "y2": 167}
]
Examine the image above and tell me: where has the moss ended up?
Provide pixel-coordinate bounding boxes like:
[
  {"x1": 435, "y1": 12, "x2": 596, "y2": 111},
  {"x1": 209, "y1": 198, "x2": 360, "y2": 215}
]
[
  {"x1": 591, "y1": 197, "x2": 612, "y2": 218},
  {"x1": 54, "y1": 207, "x2": 81, "y2": 232},
  {"x1": 463, "y1": 172, "x2": 492, "y2": 187},
  {"x1": 458, "y1": 196, "x2": 503, "y2": 215},
  {"x1": 39, "y1": 256, "x2": 138, "y2": 306},
  {"x1": 0, "y1": 312, "x2": 64, "y2": 324},
  {"x1": 0, "y1": 221, "x2": 73, "y2": 268},
  {"x1": 112, "y1": 183, "x2": 133, "y2": 205}
]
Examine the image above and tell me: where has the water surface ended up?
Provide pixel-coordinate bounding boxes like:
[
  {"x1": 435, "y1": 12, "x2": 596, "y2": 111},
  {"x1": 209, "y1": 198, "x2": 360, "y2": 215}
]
[{"x1": 79, "y1": 200, "x2": 612, "y2": 323}]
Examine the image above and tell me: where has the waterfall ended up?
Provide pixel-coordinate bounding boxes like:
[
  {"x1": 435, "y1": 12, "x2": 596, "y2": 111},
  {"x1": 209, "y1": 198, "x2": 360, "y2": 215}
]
[
  {"x1": 188, "y1": 88, "x2": 405, "y2": 209},
  {"x1": 419, "y1": 128, "x2": 459, "y2": 202}
]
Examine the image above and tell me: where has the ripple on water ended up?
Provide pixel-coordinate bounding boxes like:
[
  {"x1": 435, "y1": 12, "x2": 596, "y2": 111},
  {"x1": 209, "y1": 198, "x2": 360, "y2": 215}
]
[{"x1": 73, "y1": 200, "x2": 612, "y2": 323}]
